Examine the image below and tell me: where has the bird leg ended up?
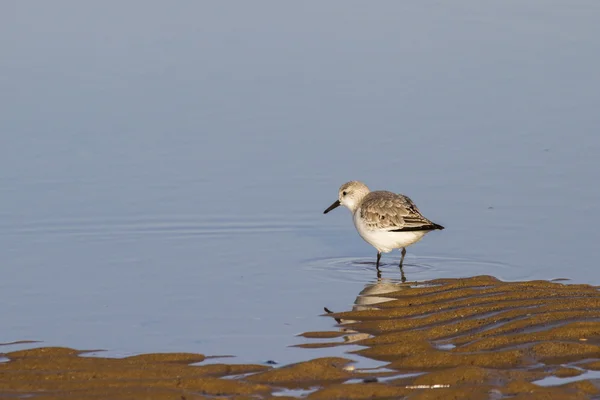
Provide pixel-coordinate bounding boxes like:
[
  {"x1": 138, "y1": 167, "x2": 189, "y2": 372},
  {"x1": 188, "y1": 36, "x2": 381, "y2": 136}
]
[
  {"x1": 376, "y1": 251, "x2": 382, "y2": 278},
  {"x1": 399, "y1": 248, "x2": 406, "y2": 265},
  {"x1": 399, "y1": 248, "x2": 407, "y2": 283}
]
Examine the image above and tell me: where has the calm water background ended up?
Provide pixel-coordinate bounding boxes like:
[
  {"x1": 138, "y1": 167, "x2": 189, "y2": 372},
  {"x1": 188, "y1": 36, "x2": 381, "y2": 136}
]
[{"x1": 2, "y1": 1, "x2": 600, "y2": 364}]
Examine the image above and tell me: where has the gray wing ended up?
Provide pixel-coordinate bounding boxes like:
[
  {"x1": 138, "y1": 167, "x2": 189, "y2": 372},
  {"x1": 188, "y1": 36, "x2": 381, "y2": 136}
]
[{"x1": 360, "y1": 191, "x2": 440, "y2": 232}]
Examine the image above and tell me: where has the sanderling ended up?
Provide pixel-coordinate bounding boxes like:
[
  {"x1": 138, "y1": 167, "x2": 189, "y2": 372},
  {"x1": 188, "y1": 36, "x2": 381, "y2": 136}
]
[{"x1": 323, "y1": 181, "x2": 444, "y2": 281}]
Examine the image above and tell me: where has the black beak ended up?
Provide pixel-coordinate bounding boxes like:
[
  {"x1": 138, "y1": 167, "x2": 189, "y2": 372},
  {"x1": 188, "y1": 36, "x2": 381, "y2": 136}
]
[{"x1": 323, "y1": 200, "x2": 341, "y2": 214}]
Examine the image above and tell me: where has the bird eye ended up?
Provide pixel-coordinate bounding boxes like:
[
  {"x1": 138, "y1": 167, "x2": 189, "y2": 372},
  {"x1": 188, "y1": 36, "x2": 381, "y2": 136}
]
[{"x1": 342, "y1": 191, "x2": 347, "y2": 196}]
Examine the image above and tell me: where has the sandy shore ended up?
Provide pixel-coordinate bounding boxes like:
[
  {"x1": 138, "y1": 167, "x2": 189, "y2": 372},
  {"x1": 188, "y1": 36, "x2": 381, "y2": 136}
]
[{"x1": 3, "y1": 275, "x2": 600, "y2": 399}]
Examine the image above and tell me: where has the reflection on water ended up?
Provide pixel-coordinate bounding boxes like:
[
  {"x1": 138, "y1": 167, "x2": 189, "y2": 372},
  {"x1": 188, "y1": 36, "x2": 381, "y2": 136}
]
[
  {"x1": 353, "y1": 278, "x2": 408, "y2": 312},
  {"x1": 324, "y1": 277, "x2": 408, "y2": 344}
]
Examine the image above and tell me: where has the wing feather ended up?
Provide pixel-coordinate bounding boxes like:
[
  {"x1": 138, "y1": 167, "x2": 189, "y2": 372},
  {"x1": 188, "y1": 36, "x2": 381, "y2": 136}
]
[{"x1": 359, "y1": 191, "x2": 442, "y2": 232}]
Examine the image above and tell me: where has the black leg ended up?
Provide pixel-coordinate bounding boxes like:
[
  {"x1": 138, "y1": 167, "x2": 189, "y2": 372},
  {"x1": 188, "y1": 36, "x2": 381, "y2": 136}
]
[
  {"x1": 376, "y1": 251, "x2": 382, "y2": 278},
  {"x1": 399, "y1": 248, "x2": 407, "y2": 282}
]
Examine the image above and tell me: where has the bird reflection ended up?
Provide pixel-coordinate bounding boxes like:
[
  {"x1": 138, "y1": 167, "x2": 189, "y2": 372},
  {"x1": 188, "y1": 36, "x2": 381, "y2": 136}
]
[
  {"x1": 356, "y1": 259, "x2": 407, "y2": 282},
  {"x1": 377, "y1": 262, "x2": 406, "y2": 282},
  {"x1": 324, "y1": 277, "x2": 408, "y2": 343}
]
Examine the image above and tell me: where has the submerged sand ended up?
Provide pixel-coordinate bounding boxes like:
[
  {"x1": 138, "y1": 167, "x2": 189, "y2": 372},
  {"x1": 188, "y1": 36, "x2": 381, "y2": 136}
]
[{"x1": 3, "y1": 275, "x2": 600, "y2": 399}]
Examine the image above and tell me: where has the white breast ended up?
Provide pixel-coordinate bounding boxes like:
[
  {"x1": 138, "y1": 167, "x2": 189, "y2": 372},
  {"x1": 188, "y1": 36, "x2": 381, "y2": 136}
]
[{"x1": 353, "y1": 208, "x2": 428, "y2": 253}]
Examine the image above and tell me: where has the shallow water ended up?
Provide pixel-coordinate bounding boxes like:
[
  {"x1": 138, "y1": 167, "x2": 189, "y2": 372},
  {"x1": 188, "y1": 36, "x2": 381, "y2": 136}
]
[{"x1": 2, "y1": 1, "x2": 600, "y2": 365}]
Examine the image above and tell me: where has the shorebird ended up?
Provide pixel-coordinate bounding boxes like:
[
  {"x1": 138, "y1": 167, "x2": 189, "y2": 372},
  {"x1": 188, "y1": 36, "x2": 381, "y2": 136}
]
[{"x1": 323, "y1": 181, "x2": 444, "y2": 280}]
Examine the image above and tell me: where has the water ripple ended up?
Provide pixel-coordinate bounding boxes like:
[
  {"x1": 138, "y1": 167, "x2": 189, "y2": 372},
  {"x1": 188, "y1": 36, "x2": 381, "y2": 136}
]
[
  {"x1": 0, "y1": 214, "x2": 319, "y2": 239},
  {"x1": 303, "y1": 255, "x2": 527, "y2": 284}
]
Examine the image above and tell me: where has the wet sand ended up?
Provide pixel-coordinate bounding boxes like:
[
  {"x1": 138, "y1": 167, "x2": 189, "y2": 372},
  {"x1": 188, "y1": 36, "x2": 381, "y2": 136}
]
[{"x1": 3, "y1": 275, "x2": 600, "y2": 399}]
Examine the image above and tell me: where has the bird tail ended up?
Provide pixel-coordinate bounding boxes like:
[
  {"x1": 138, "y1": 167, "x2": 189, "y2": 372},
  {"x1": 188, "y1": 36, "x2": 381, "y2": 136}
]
[{"x1": 433, "y1": 223, "x2": 445, "y2": 230}]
